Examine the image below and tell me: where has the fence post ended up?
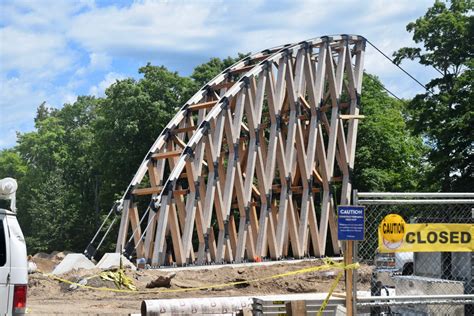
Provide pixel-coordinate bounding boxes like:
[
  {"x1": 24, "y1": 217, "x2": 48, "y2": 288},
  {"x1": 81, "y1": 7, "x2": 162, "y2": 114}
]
[
  {"x1": 345, "y1": 240, "x2": 354, "y2": 316},
  {"x1": 352, "y1": 189, "x2": 359, "y2": 315}
]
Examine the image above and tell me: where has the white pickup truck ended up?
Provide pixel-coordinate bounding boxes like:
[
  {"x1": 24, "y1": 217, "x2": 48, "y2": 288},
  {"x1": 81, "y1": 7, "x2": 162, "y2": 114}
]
[{"x1": 0, "y1": 178, "x2": 27, "y2": 315}]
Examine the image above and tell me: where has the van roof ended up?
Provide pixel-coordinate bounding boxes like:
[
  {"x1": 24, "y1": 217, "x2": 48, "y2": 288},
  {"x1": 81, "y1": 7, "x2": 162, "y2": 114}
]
[{"x1": 0, "y1": 208, "x2": 16, "y2": 216}]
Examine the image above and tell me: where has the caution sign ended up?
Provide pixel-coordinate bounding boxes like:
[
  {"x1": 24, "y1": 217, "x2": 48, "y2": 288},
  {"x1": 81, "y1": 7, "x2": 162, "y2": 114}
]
[
  {"x1": 337, "y1": 206, "x2": 365, "y2": 240},
  {"x1": 378, "y1": 214, "x2": 474, "y2": 252}
]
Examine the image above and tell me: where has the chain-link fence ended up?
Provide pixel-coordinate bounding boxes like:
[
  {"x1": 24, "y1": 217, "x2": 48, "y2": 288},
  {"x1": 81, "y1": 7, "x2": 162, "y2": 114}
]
[{"x1": 353, "y1": 192, "x2": 474, "y2": 316}]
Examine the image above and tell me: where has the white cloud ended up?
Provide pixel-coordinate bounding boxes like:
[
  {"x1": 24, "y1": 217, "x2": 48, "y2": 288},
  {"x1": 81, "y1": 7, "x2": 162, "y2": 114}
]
[
  {"x1": 89, "y1": 72, "x2": 126, "y2": 97},
  {"x1": 0, "y1": 75, "x2": 44, "y2": 147},
  {"x1": 0, "y1": 0, "x2": 94, "y2": 31},
  {"x1": 69, "y1": 1, "x2": 217, "y2": 54},
  {"x1": 0, "y1": 27, "x2": 73, "y2": 77},
  {"x1": 0, "y1": 0, "x2": 438, "y2": 149},
  {"x1": 75, "y1": 52, "x2": 112, "y2": 76}
]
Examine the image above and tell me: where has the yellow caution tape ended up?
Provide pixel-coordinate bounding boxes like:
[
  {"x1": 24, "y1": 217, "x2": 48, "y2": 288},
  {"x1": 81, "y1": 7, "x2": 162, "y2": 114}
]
[
  {"x1": 99, "y1": 270, "x2": 137, "y2": 291},
  {"x1": 38, "y1": 258, "x2": 359, "y2": 295},
  {"x1": 317, "y1": 270, "x2": 344, "y2": 316}
]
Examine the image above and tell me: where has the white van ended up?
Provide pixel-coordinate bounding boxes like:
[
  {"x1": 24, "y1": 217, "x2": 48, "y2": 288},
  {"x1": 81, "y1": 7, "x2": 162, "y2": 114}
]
[{"x1": 0, "y1": 178, "x2": 27, "y2": 315}]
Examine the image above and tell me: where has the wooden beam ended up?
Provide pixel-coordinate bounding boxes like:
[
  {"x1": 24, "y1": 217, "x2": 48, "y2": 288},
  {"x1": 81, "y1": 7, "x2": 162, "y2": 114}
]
[
  {"x1": 151, "y1": 150, "x2": 182, "y2": 160},
  {"x1": 212, "y1": 81, "x2": 235, "y2": 90},
  {"x1": 132, "y1": 187, "x2": 162, "y2": 196},
  {"x1": 173, "y1": 126, "x2": 195, "y2": 134},
  {"x1": 340, "y1": 114, "x2": 365, "y2": 120},
  {"x1": 188, "y1": 100, "x2": 218, "y2": 111},
  {"x1": 229, "y1": 64, "x2": 255, "y2": 74}
]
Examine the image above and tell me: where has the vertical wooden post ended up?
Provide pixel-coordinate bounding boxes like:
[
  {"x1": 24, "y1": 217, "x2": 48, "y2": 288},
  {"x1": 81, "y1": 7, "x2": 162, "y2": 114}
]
[
  {"x1": 285, "y1": 300, "x2": 306, "y2": 315},
  {"x1": 345, "y1": 240, "x2": 354, "y2": 316}
]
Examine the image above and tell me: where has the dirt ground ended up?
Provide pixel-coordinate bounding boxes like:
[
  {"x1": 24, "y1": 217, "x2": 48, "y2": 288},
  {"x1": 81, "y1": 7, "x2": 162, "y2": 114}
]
[{"x1": 27, "y1": 253, "x2": 372, "y2": 315}]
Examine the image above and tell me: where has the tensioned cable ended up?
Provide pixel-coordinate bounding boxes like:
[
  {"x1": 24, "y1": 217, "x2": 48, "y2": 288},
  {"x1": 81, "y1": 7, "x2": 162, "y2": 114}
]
[
  {"x1": 371, "y1": 78, "x2": 404, "y2": 102},
  {"x1": 350, "y1": 60, "x2": 404, "y2": 102},
  {"x1": 365, "y1": 39, "x2": 434, "y2": 95}
]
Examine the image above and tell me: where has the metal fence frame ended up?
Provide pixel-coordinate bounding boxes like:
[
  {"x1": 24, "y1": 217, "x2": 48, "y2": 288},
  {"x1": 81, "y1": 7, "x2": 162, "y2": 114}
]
[{"x1": 353, "y1": 192, "x2": 474, "y2": 315}]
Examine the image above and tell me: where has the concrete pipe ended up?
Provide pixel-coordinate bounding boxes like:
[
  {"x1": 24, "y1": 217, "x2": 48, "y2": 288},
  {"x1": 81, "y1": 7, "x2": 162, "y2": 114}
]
[{"x1": 141, "y1": 296, "x2": 253, "y2": 315}]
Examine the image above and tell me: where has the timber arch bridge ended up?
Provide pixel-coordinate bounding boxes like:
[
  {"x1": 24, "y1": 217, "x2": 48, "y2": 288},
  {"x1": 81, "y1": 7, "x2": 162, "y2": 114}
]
[{"x1": 86, "y1": 34, "x2": 366, "y2": 266}]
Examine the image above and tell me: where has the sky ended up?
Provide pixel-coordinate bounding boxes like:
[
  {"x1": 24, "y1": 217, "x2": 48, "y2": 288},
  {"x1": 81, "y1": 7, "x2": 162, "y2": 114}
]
[{"x1": 0, "y1": 0, "x2": 438, "y2": 149}]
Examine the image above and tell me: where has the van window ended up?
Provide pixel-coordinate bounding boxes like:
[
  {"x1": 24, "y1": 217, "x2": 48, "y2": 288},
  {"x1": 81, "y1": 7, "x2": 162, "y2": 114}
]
[{"x1": 0, "y1": 219, "x2": 6, "y2": 266}]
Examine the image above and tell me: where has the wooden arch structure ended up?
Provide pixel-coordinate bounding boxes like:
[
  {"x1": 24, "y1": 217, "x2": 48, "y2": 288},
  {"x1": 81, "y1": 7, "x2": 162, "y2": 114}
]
[{"x1": 111, "y1": 35, "x2": 366, "y2": 266}]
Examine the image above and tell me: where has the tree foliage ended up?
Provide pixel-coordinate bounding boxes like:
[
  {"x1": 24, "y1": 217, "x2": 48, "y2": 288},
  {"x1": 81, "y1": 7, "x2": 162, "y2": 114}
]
[
  {"x1": 393, "y1": 0, "x2": 473, "y2": 191},
  {"x1": 93, "y1": 65, "x2": 195, "y2": 206},
  {"x1": 354, "y1": 74, "x2": 427, "y2": 191}
]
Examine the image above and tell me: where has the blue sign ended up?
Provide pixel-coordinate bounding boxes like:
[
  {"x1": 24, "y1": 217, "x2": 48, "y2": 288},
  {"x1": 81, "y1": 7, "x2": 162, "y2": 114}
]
[{"x1": 337, "y1": 205, "x2": 365, "y2": 240}]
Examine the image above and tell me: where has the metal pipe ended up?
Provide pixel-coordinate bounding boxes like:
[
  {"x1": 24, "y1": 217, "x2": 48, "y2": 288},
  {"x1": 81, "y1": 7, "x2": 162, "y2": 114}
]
[
  {"x1": 89, "y1": 207, "x2": 114, "y2": 244},
  {"x1": 357, "y1": 299, "x2": 474, "y2": 307},
  {"x1": 357, "y1": 199, "x2": 474, "y2": 205},
  {"x1": 357, "y1": 192, "x2": 474, "y2": 198},
  {"x1": 357, "y1": 294, "x2": 474, "y2": 302},
  {"x1": 95, "y1": 217, "x2": 117, "y2": 254}
]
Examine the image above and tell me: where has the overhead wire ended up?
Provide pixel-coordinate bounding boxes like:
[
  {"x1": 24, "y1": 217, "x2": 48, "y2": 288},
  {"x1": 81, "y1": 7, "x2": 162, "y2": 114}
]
[
  {"x1": 365, "y1": 39, "x2": 434, "y2": 95},
  {"x1": 371, "y1": 79, "x2": 404, "y2": 102}
]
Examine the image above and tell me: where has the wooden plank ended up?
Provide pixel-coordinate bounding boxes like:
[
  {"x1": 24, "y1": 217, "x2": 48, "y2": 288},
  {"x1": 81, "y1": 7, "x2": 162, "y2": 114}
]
[
  {"x1": 168, "y1": 203, "x2": 185, "y2": 265},
  {"x1": 147, "y1": 161, "x2": 160, "y2": 188},
  {"x1": 345, "y1": 240, "x2": 354, "y2": 316},
  {"x1": 151, "y1": 194, "x2": 171, "y2": 265},
  {"x1": 271, "y1": 185, "x2": 320, "y2": 194},
  {"x1": 286, "y1": 300, "x2": 307, "y2": 315},
  {"x1": 229, "y1": 64, "x2": 254, "y2": 74},
  {"x1": 181, "y1": 159, "x2": 201, "y2": 262},
  {"x1": 307, "y1": 195, "x2": 322, "y2": 256},
  {"x1": 250, "y1": 54, "x2": 270, "y2": 62},
  {"x1": 320, "y1": 102, "x2": 349, "y2": 112},
  {"x1": 129, "y1": 204, "x2": 144, "y2": 258},
  {"x1": 173, "y1": 126, "x2": 195, "y2": 134},
  {"x1": 339, "y1": 114, "x2": 365, "y2": 120},
  {"x1": 151, "y1": 150, "x2": 182, "y2": 160},
  {"x1": 287, "y1": 198, "x2": 302, "y2": 257},
  {"x1": 212, "y1": 81, "x2": 235, "y2": 90},
  {"x1": 143, "y1": 209, "x2": 157, "y2": 261},
  {"x1": 132, "y1": 187, "x2": 162, "y2": 196},
  {"x1": 115, "y1": 199, "x2": 131, "y2": 253},
  {"x1": 188, "y1": 100, "x2": 217, "y2": 111},
  {"x1": 172, "y1": 135, "x2": 187, "y2": 149}
]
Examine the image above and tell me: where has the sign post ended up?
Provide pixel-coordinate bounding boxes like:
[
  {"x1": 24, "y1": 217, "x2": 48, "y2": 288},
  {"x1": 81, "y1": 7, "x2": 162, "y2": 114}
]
[{"x1": 338, "y1": 206, "x2": 365, "y2": 316}]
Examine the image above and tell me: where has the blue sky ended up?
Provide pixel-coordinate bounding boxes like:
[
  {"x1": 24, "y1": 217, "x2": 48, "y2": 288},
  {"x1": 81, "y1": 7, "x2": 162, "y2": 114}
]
[{"x1": 0, "y1": 0, "x2": 438, "y2": 149}]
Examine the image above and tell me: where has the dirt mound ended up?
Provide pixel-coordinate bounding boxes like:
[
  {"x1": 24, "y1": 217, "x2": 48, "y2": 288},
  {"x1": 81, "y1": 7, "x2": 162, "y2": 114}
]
[
  {"x1": 33, "y1": 252, "x2": 50, "y2": 259},
  {"x1": 31, "y1": 250, "x2": 75, "y2": 273},
  {"x1": 27, "y1": 259, "x2": 372, "y2": 315},
  {"x1": 31, "y1": 257, "x2": 57, "y2": 273}
]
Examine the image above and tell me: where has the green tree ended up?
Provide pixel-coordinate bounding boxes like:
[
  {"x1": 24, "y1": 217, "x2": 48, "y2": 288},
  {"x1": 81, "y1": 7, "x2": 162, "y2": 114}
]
[
  {"x1": 25, "y1": 169, "x2": 81, "y2": 252},
  {"x1": 354, "y1": 74, "x2": 427, "y2": 192},
  {"x1": 15, "y1": 97, "x2": 100, "y2": 252},
  {"x1": 93, "y1": 64, "x2": 195, "y2": 207},
  {"x1": 0, "y1": 149, "x2": 28, "y2": 180},
  {"x1": 393, "y1": 0, "x2": 473, "y2": 191}
]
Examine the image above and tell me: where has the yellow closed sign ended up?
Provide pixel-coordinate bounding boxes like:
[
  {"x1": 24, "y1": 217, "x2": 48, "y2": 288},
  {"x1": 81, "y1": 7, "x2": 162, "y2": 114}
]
[{"x1": 378, "y1": 214, "x2": 474, "y2": 253}]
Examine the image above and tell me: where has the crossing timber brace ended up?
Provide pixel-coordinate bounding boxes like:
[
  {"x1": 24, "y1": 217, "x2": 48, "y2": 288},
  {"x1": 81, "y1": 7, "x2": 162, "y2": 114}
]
[{"x1": 86, "y1": 35, "x2": 366, "y2": 266}]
